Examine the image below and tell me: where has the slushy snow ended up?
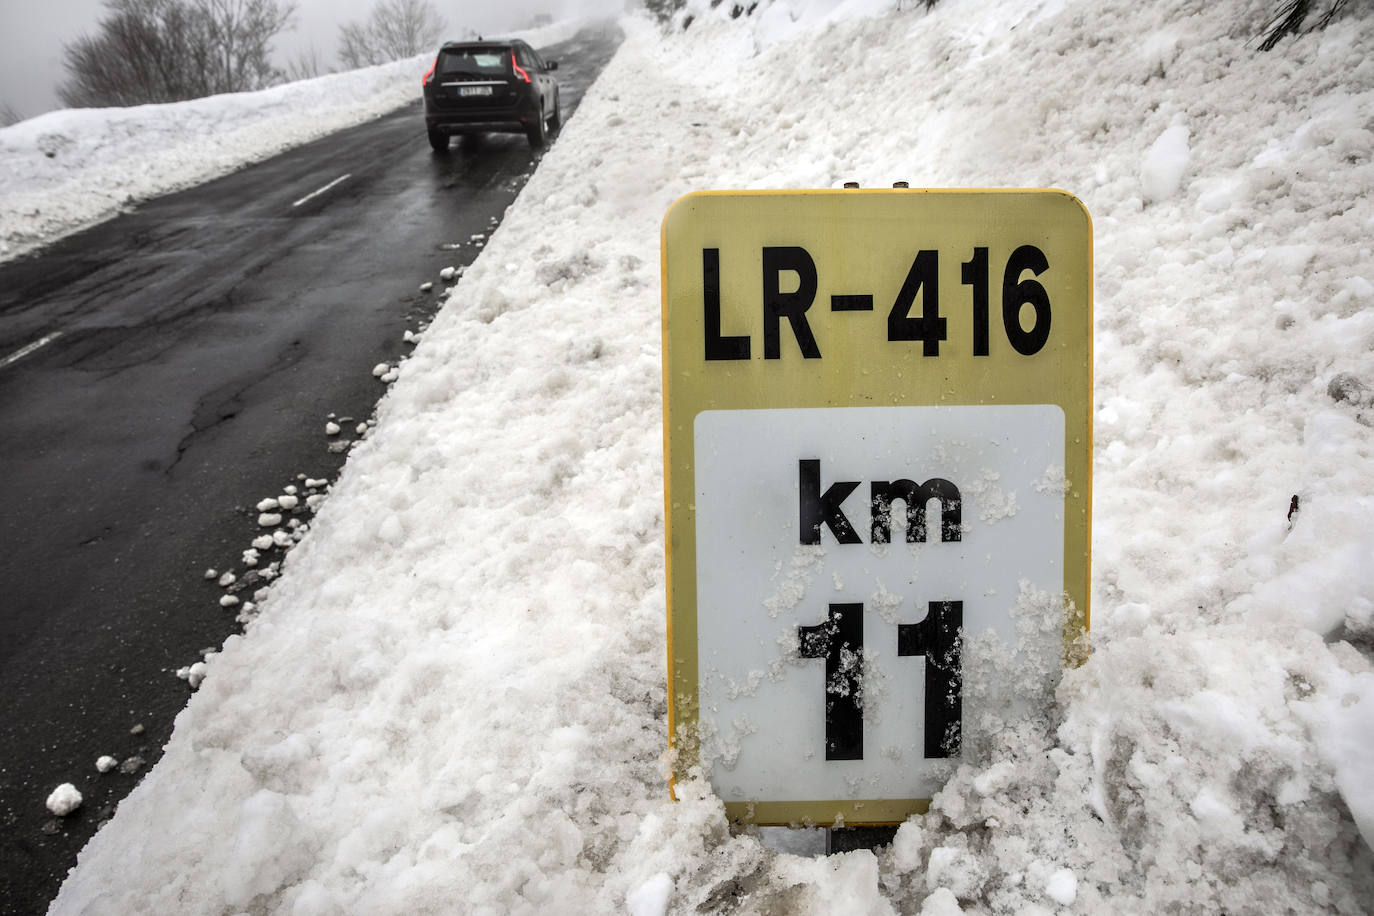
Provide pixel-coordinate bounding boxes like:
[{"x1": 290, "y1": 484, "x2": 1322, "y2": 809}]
[{"x1": 8, "y1": 0, "x2": 1369, "y2": 912}]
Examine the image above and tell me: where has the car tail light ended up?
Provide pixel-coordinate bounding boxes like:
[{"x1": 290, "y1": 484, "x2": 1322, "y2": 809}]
[
  {"x1": 511, "y1": 51, "x2": 530, "y2": 84},
  {"x1": 422, "y1": 57, "x2": 437, "y2": 87}
]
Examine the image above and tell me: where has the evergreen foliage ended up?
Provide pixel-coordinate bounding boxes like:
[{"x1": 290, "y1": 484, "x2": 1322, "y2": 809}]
[{"x1": 1259, "y1": 0, "x2": 1356, "y2": 50}]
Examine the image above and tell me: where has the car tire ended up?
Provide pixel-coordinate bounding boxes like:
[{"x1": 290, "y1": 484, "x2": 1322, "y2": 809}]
[
  {"x1": 526, "y1": 107, "x2": 548, "y2": 149},
  {"x1": 427, "y1": 127, "x2": 449, "y2": 152},
  {"x1": 548, "y1": 92, "x2": 562, "y2": 132}
]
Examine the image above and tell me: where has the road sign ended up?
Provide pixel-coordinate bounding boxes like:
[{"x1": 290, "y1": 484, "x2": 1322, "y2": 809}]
[{"x1": 661, "y1": 189, "x2": 1092, "y2": 826}]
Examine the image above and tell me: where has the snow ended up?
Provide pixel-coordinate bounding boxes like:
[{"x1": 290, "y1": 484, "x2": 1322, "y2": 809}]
[
  {"x1": 175, "y1": 661, "x2": 209, "y2": 689},
  {"x1": 15, "y1": 0, "x2": 1372, "y2": 912},
  {"x1": 1044, "y1": 867, "x2": 1077, "y2": 906},
  {"x1": 1140, "y1": 121, "x2": 1191, "y2": 203},
  {"x1": 0, "y1": 57, "x2": 424, "y2": 261},
  {"x1": 626, "y1": 872, "x2": 674, "y2": 916},
  {"x1": 45, "y1": 783, "x2": 82, "y2": 817}
]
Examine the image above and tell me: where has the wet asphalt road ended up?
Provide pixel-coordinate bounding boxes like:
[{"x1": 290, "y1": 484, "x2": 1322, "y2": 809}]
[{"x1": 0, "y1": 23, "x2": 621, "y2": 914}]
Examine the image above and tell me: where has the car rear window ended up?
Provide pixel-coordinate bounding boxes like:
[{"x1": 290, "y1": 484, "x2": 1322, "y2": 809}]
[{"x1": 437, "y1": 49, "x2": 509, "y2": 78}]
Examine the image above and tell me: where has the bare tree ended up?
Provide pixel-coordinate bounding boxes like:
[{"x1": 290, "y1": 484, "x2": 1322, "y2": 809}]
[
  {"x1": 58, "y1": 0, "x2": 295, "y2": 108},
  {"x1": 284, "y1": 44, "x2": 328, "y2": 82},
  {"x1": 338, "y1": 0, "x2": 446, "y2": 69},
  {"x1": 198, "y1": 0, "x2": 296, "y2": 92},
  {"x1": 1, "y1": 102, "x2": 22, "y2": 127}
]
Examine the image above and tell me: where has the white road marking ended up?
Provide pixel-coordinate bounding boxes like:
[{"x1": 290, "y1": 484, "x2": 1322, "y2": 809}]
[
  {"x1": 1, "y1": 332, "x2": 63, "y2": 369},
  {"x1": 292, "y1": 174, "x2": 352, "y2": 208}
]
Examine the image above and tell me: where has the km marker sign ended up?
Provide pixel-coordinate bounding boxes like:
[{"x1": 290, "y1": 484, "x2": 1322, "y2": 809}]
[{"x1": 662, "y1": 189, "x2": 1092, "y2": 827}]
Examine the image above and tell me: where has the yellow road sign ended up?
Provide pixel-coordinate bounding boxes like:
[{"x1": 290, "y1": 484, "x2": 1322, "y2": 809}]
[{"x1": 662, "y1": 189, "x2": 1091, "y2": 827}]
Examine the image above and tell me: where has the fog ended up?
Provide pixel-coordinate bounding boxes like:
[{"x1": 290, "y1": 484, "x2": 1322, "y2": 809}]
[{"x1": 0, "y1": 0, "x2": 616, "y2": 122}]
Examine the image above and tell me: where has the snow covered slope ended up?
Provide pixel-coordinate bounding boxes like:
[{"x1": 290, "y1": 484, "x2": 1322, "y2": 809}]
[{"x1": 45, "y1": 0, "x2": 1374, "y2": 912}]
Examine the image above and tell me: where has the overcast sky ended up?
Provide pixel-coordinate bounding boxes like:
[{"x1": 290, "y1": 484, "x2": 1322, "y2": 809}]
[{"x1": 0, "y1": 0, "x2": 603, "y2": 121}]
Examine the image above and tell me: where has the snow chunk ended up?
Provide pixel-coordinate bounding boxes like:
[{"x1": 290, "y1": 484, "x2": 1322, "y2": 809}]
[
  {"x1": 377, "y1": 515, "x2": 404, "y2": 545},
  {"x1": 918, "y1": 888, "x2": 963, "y2": 916},
  {"x1": 1190, "y1": 786, "x2": 1244, "y2": 837},
  {"x1": 927, "y1": 846, "x2": 984, "y2": 897},
  {"x1": 46, "y1": 783, "x2": 82, "y2": 816},
  {"x1": 1141, "y1": 122, "x2": 1190, "y2": 202},
  {"x1": 1296, "y1": 667, "x2": 1374, "y2": 850},
  {"x1": 257, "y1": 513, "x2": 282, "y2": 527},
  {"x1": 255, "y1": 498, "x2": 279, "y2": 512},
  {"x1": 176, "y1": 661, "x2": 208, "y2": 688},
  {"x1": 222, "y1": 790, "x2": 314, "y2": 906},
  {"x1": 95, "y1": 756, "x2": 117, "y2": 773},
  {"x1": 1327, "y1": 372, "x2": 1368, "y2": 405},
  {"x1": 626, "y1": 872, "x2": 673, "y2": 916},
  {"x1": 324, "y1": 421, "x2": 341, "y2": 436},
  {"x1": 1045, "y1": 868, "x2": 1077, "y2": 906},
  {"x1": 277, "y1": 494, "x2": 299, "y2": 510}
]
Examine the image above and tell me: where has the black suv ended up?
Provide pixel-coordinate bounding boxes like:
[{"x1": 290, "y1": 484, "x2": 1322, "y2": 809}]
[{"x1": 422, "y1": 40, "x2": 560, "y2": 150}]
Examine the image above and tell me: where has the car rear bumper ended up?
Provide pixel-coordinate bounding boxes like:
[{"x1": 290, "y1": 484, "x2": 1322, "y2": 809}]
[{"x1": 424, "y1": 100, "x2": 538, "y2": 135}]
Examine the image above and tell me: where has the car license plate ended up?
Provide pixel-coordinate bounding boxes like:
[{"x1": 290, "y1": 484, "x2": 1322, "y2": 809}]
[{"x1": 459, "y1": 86, "x2": 492, "y2": 97}]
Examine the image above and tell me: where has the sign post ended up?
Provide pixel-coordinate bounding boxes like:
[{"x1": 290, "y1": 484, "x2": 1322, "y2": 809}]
[{"x1": 662, "y1": 189, "x2": 1091, "y2": 827}]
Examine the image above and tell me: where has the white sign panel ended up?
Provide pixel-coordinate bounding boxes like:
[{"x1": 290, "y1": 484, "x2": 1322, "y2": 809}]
[{"x1": 694, "y1": 405, "x2": 1064, "y2": 804}]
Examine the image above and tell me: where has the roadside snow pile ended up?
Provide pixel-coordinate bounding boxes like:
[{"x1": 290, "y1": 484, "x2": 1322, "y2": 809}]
[
  {"x1": 0, "y1": 57, "x2": 423, "y2": 260},
  {"x1": 50, "y1": 0, "x2": 1374, "y2": 913}
]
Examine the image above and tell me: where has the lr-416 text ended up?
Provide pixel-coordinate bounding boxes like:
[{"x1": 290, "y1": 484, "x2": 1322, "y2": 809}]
[{"x1": 702, "y1": 245, "x2": 1054, "y2": 360}]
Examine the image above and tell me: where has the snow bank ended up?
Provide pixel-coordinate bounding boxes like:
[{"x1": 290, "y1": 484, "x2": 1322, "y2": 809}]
[
  {"x1": 48, "y1": 0, "x2": 1374, "y2": 912},
  {"x1": 0, "y1": 56, "x2": 424, "y2": 260}
]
